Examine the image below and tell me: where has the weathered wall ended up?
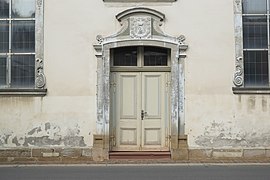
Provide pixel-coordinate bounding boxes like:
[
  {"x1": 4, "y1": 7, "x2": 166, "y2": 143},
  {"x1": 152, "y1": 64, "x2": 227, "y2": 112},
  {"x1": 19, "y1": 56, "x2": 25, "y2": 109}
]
[{"x1": 0, "y1": 0, "x2": 270, "y2": 151}]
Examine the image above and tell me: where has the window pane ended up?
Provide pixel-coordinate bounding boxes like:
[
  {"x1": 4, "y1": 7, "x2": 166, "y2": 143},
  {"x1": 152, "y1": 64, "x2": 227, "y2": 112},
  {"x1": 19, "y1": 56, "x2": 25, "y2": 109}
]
[
  {"x1": 11, "y1": 55, "x2": 35, "y2": 88},
  {"x1": 0, "y1": 21, "x2": 9, "y2": 53},
  {"x1": 12, "y1": 0, "x2": 35, "y2": 18},
  {"x1": 0, "y1": 57, "x2": 7, "y2": 86},
  {"x1": 0, "y1": 0, "x2": 9, "y2": 18},
  {"x1": 243, "y1": 0, "x2": 267, "y2": 14},
  {"x1": 243, "y1": 16, "x2": 267, "y2": 49},
  {"x1": 244, "y1": 51, "x2": 269, "y2": 87},
  {"x1": 113, "y1": 46, "x2": 137, "y2": 66},
  {"x1": 144, "y1": 46, "x2": 168, "y2": 66},
  {"x1": 11, "y1": 20, "x2": 35, "y2": 53}
]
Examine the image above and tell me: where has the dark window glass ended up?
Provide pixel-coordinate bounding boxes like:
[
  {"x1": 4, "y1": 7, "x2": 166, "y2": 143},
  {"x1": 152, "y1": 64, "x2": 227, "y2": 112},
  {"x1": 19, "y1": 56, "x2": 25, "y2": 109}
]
[
  {"x1": 144, "y1": 46, "x2": 168, "y2": 66},
  {"x1": 243, "y1": 16, "x2": 267, "y2": 49},
  {"x1": 0, "y1": 57, "x2": 7, "y2": 86},
  {"x1": 244, "y1": 51, "x2": 269, "y2": 87},
  {"x1": 11, "y1": 55, "x2": 35, "y2": 88},
  {"x1": 11, "y1": 0, "x2": 35, "y2": 18},
  {"x1": 113, "y1": 46, "x2": 137, "y2": 66},
  {"x1": 0, "y1": 21, "x2": 9, "y2": 53},
  {"x1": 11, "y1": 20, "x2": 35, "y2": 53},
  {"x1": 243, "y1": 0, "x2": 267, "y2": 14},
  {"x1": 0, "y1": 0, "x2": 9, "y2": 18}
]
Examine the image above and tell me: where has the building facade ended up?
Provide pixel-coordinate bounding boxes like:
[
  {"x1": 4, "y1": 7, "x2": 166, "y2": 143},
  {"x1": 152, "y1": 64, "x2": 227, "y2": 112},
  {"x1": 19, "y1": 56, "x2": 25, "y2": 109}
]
[{"x1": 0, "y1": 0, "x2": 270, "y2": 162}]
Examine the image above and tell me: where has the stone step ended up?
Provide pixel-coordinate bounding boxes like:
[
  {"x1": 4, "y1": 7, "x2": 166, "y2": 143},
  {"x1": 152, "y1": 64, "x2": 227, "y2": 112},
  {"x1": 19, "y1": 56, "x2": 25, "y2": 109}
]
[{"x1": 109, "y1": 151, "x2": 171, "y2": 160}]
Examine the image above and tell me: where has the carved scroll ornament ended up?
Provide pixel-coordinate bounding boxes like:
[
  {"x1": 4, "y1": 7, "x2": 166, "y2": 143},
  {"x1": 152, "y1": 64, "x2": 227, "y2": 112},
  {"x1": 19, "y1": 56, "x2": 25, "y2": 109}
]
[
  {"x1": 36, "y1": 58, "x2": 46, "y2": 88},
  {"x1": 233, "y1": 57, "x2": 244, "y2": 87}
]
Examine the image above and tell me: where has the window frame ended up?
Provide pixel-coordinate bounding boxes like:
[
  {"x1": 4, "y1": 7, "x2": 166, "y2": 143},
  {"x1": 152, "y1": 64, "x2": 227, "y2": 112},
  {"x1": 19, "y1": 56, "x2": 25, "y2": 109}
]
[
  {"x1": 110, "y1": 46, "x2": 171, "y2": 72},
  {"x1": 0, "y1": 0, "x2": 46, "y2": 96},
  {"x1": 233, "y1": 0, "x2": 270, "y2": 94}
]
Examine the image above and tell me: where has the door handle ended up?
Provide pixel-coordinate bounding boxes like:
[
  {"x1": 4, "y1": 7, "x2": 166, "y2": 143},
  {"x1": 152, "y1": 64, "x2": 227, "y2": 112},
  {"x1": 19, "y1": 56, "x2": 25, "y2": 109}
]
[{"x1": 141, "y1": 110, "x2": 147, "y2": 120}]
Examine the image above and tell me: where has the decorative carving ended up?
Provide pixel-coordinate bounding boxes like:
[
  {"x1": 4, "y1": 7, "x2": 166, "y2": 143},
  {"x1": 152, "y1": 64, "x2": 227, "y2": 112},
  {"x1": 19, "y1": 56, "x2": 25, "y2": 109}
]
[
  {"x1": 235, "y1": 0, "x2": 241, "y2": 5},
  {"x1": 35, "y1": 58, "x2": 46, "y2": 88},
  {"x1": 37, "y1": 0, "x2": 42, "y2": 10},
  {"x1": 177, "y1": 35, "x2": 186, "y2": 45},
  {"x1": 233, "y1": 57, "x2": 244, "y2": 87},
  {"x1": 130, "y1": 17, "x2": 151, "y2": 39},
  {"x1": 96, "y1": 35, "x2": 104, "y2": 44}
]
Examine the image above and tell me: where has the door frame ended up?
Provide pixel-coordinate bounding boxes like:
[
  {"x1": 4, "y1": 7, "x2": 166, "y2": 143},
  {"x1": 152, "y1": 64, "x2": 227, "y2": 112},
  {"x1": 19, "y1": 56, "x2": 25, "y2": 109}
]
[
  {"x1": 93, "y1": 7, "x2": 188, "y2": 158},
  {"x1": 110, "y1": 71, "x2": 170, "y2": 151}
]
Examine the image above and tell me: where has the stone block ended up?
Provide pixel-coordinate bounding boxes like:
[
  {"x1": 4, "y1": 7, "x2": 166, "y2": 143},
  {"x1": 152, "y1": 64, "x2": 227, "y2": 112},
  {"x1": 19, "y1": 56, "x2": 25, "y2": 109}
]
[
  {"x1": 0, "y1": 149, "x2": 31, "y2": 157},
  {"x1": 171, "y1": 149, "x2": 188, "y2": 160},
  {"x1": 42, "y1": 152, "x2": 60, "y2": 157},
  {"x1": 178, "y1": 135, "x2": 188, "y2": 149},
  {"x1": 32, "y1": 148, "x2": 58, "y2": 157},
  {"x1": 82, "y1": 148, "x2": 92, "y2": 157},
  {"x1": 93, "y1": 135, "x2": 104, "y2": 148},
  {"x1": 60, "y1": 148, "x2": 82, "y2": 157},
  {"x1": 243, "y1": 149, "x2": 266, "y2": 158},
  {"x1": 189, "y1": 149, "x2": 212, "y2": 160},
  {"x1": 92, "y1": 148, "x2": 108, "y2": 161},
  {"x1": 266, "y1": 149, "x2": 270, "y2": 157},
  {"x1": 213, "y1": 149, "x2": 243, "y2": 158}
]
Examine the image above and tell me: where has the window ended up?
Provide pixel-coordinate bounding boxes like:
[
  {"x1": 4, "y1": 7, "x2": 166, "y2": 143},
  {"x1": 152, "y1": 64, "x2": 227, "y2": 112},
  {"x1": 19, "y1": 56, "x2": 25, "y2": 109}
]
[
  {"x1": 111, "y1": 46, "x2": 170, "y2": 71},
  {"x1": 242, "y1": 0, "x2": 269, "y2": 87},
  {"x1": 0, "y1": 0, "x2": 45, "y2": 93}
]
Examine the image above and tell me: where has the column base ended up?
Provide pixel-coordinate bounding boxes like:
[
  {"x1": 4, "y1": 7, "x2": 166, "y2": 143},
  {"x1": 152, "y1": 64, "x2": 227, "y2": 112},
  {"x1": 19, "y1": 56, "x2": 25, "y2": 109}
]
[{"x1": 92, "y1": 135, "x2": 109, "y2": 161}]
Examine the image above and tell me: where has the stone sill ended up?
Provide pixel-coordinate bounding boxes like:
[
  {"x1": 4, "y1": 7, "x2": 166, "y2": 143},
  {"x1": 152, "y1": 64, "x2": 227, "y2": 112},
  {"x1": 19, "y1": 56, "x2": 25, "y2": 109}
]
[
  {"x1": 103, "y1": 0, "x2": 176, "y2": 2},
  {"x1": 0, "y1": 89, "x2": 47, "y2": 96},
  {"x1": 232, "y1": 87, "x2": 270, "y2": 94}
]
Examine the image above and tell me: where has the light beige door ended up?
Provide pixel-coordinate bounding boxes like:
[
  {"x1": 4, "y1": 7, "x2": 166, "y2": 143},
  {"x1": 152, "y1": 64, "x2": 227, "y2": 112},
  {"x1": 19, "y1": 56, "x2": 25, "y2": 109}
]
[{"x1": 111, "y1": 72, "x2": 170, "y2": 151}]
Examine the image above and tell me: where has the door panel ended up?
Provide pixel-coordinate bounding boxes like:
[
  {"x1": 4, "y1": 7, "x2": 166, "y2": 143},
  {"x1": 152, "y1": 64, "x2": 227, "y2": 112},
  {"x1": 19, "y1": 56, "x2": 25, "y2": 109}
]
[
  {"x1": 111, "y1": 72, "x2": 169, "y2": 151},
  {"x1": 114, "y1": 73, "x2": 141, "y2": 151},
  {"x1": 142, "y1": 72, "x2": 166, "y2": 150}
]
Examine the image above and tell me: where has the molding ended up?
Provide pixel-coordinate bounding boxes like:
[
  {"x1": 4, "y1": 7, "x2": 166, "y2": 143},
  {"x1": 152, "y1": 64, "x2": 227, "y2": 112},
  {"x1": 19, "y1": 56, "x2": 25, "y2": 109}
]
[
  {"x1": 232, "y1": 87, "x2": 270, "y2": 94},
  {"x1": 0, "y1": 89, "x2": 47, "y2": 96},
  {"x1": 233, "y1": 0, "x2": 244, "y2": 88},
  {"x1": 116, "y1": 7, "x2": 165, "y2": 22},
  {"x1": 35, "y1": 0, "x2": 46, "y2": 89}
]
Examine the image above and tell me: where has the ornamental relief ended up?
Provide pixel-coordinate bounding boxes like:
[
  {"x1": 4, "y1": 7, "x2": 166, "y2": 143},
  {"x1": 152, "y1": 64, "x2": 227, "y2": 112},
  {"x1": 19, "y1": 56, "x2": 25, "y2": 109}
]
[
  {"x1": 233, "y1": 57, "x2": 244, "y2": 87},
  {"x1": 130, "y1": 16, "x2": 151, "y2": 39}
]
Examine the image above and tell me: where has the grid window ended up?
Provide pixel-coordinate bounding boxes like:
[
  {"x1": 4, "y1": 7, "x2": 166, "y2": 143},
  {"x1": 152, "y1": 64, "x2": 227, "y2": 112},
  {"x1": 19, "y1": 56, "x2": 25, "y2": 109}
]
[
  {"x1": 144, "y1": 46, "x2": 168, "y2": 66},
  {"x1": 0, "y1": 0, "x2": 36, "y2": 88},
  {"x1": 242, "y1": 0, "x2": 270, "y2": 87},
  {"x1": 0, "y1": 56, "x2": 7, "y2": 86},
  {"x1": 113, "y1": 46, "x2": 137, "y2": 66}
]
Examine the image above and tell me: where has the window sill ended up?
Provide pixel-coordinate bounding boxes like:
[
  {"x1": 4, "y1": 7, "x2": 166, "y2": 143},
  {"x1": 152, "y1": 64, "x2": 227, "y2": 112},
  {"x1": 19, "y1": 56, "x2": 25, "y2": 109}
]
[
  {"x1": 232, "y1": 87, "x2": 270, "y2": 94},
  {"x1": 0, "y1": 89, "x2": 47, "y2": 96}
]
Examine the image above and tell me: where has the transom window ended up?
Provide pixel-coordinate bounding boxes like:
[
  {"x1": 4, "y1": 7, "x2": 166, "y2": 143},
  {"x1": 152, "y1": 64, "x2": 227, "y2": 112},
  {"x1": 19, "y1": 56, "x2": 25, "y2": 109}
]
[
  {"x1": 242, "y1": 0, "x2": 270, "y2": 87},
  {"x1": 0, "y1": 0, "x2": 36, "y2": 88},
  {"x1": 111, "y1": 46, "x2": 170, "y2": 71}
]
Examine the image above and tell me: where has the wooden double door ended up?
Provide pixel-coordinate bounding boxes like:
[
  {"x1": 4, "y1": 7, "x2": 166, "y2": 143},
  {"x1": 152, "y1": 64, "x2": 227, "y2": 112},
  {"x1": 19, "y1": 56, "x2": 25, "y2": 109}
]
[{"x1": 110, "y1": 72, "x2": 170, "y2": 151}]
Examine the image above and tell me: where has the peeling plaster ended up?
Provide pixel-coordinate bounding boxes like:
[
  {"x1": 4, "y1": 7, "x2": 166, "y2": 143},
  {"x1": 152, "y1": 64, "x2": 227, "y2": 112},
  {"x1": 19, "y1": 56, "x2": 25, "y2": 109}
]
[
  {"x1": 195, "y1": 121, "x2": 270, "y2": 148},
  {"x1": 0, "y1": 123, "x2": 87, "y2": 148}
]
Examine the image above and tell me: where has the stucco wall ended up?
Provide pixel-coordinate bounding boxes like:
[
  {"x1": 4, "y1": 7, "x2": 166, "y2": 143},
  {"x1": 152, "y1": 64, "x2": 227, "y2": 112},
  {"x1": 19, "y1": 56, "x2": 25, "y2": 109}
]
[{"x1": 0, "y1": 0, "x2": 270, "y2": 150}]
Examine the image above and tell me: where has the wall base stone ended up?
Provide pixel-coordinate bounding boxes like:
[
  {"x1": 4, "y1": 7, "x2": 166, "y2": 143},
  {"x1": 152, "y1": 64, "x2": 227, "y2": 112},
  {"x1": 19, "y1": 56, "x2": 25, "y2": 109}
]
[{"x1": 0, "y1": 147, "x2": 269, "y2": 164}]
